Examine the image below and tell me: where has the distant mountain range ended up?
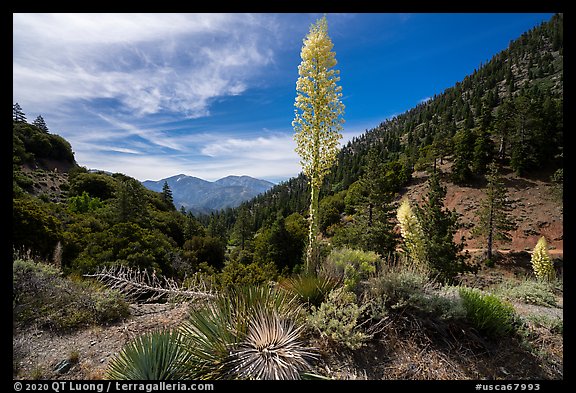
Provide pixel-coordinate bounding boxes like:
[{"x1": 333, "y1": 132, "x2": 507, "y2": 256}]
[{"x1": 142, "y1": 174, "x2": 275, "y2": 214}]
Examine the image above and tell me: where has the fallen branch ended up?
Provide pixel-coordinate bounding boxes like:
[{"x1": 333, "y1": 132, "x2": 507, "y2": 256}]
[{"x1": 84, "y1": 265, "x2": 215, "y2": 303}]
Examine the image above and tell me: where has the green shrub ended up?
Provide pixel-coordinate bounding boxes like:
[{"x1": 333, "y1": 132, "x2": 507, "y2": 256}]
[
  {"x1": 218, "y1": 259, "x2": 277, "y2": 291},
  {"x1": 368, "y1": 263, "x2": 465, "y2": 320},
  {"x1": 322, "y1": 248, "x2": 379, "y2": 291},
  {"x1": 279, "y1": 273, "x2": 339, "y2": 307},
  {"x1": 495, "y1": 277, "x2": 557, "y2": 307},
  {"x1": 459, "y1": 287, "x2": 517, "y2": 338},
  {"x1": 308, "y1": 287, "x2": 371, "y2": 350},
  {"x1": 13, "y1": 258, "x2": 130, "y2": 331}
]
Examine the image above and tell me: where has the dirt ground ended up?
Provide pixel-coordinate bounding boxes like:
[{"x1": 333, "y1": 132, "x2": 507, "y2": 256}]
[{"x1": 12, "y1": 302, "x2": 192, "y2": 380}]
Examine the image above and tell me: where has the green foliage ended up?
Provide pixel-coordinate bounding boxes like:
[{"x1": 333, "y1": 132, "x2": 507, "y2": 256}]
[
  {"x1": 73, "y1": 222, "x2": 178, "y2": 274},
  {"x1": 13, "y1": 258, "x2": 130, "y2": 331},
  {"x1": 471, "y1": 162, "x2": 516, "y2": 261},
  {"x1": 414, "y1": 173, "x2": 473, "y2": 284},
  {"x1": 179, "y1": 285, "x2": 315, "y2": 379},
  {"x1": 107, "y1": 329, "x2": 189, "y2": 380},
  {"x1": 68, "y1": 171, "x2": 118, "y2": 200},
  {"x1": 319, "y1": 192, "x2": 345, "y2": 234},
  {"x1": 458, "y1": 287, "x2": 516, "y2": 338},
  {"x1": 279, "y1": 273, "x2": 339, "y2": 308},
  {"x1": 322, "y1": 248, "x2": 379, "y2": 291},
  {"x1": 253, "y1": 214, "x2": 307, "y2": 273},
  {"x1": 495, "y1": 277, "x2": 557, "y2": 307},
  {"x1": 530, "y1": 237, "x2": 556, "y2": 282},
  {"x1": 68, "y1": 191, "x2": 103, "y2": 214},
  {"x1": 13, "y1": 197, "x2": 62, "y2": 259},
  {"x1": 183, "y1": 236, "x2": 225, "y2": 270},
  {"x1": 367, "y1": 262, "x2": 465, "y2": 320},
  {"x1": 218, "y1": 259, "x2": 277, "y2": 290},
  {"x1": 12, "y1": 121, "x2": 75, "y2": 165},
  {"x1": 308, "y1": 287, "x2": 370, "y2": 350}
]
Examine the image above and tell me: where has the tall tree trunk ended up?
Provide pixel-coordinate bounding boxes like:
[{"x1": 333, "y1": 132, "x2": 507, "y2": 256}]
[{"x1": 487, "y1": 204, "x2": 494, "y2": 261}]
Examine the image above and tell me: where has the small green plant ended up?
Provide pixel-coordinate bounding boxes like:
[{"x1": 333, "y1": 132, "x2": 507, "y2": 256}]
[
  {"x1": 322, "y1": 247, "x2": 379, "y2": 291},
  {"x1": 107, "y1": 329, "x2": 189, "y2": 380},
  {"x1": 531, "y1": 237, "x2": 556, "y2": 282},
  {"x1": 279, "y1": 273, "x2": 339, "y2": 307},
  {"x1": 368, "y1": 263, "x2": 465, "y2": 320},
  {"x1": 459, "y1": 287, "x2": 517, "y2": 338},
  {"x1": 308, "y1": 287, "x2": 371, "y2": 350}
]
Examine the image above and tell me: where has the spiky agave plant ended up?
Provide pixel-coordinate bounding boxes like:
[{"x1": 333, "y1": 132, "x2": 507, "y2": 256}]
[
  {"x1": 179, "y1": 285, "x2": 317, "y2": 380},
  {"x1": 106, "y1": 329, "x2": 189, "y2": 380},
  {"x1": 228, "y1": 306, "x2": 317, "y2": 380}
]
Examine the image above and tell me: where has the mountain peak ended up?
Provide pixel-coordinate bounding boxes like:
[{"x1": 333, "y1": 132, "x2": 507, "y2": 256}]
[{"x1": 142, "y1": 174, "x2": 274, "y2": 214}]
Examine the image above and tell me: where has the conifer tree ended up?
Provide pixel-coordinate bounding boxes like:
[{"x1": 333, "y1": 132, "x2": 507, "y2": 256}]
[
  {"x1": 233, "y1": 207, "x2": 254, "y2": 251},
  {"x1": 161, "y1": 181, "x2": 174, "y2": 208},
  {"x1": 293, "y1": 15, "x2": 344, "y2": 272},
  {"x1": 471, "y1": 161, "x2": 516, "y2": 264},
  {"x1": 354, "y1": 149, "x2": 397, "y2": 257},
  {"x1": 33, "y1": 115, "x2": 49, "y2": 133},
  {"x1": 415, "y1": 172, "x2": 471, "y2": 283},
  {"x1": 13, "y1": 103, "x2": 27, "y2": 123}
]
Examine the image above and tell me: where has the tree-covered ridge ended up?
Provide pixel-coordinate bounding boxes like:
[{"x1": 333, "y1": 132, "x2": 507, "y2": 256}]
[{"x1": 217, "y1": 13, "x2": 562, "y2": 236}]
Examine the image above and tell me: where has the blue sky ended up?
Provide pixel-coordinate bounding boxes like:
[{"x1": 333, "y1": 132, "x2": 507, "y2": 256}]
[{"x1": 13, "y1": 13, "x2": 555, "y2": 184}]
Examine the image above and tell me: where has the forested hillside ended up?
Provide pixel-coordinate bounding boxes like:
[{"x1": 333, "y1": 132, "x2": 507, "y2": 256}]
[
  {"x1": 212, "y1": 13, "x2": 563, "y2": 250},
  {"x1": 13, "y1": 14, "x2": 563, "y2": 381}
]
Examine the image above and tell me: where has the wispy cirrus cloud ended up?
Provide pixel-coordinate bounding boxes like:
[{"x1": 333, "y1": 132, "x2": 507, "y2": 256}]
[{"x1": 13, "y1": 13, "x2": 278, "y2": 118}]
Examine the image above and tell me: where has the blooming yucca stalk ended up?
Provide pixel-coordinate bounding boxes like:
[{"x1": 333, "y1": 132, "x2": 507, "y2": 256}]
[
  {"x1": 293, "y1": 15, "x2": 344, "y2": 272},
  {"x1": 531, "y1": 236, "x2": 556, "y2": 282},
  {"x1": 396, "y1": 198, "x2": 426, "y2": 266},
  {"x1": 228, "y1": 306, "x2": 318, "y2": 380}
]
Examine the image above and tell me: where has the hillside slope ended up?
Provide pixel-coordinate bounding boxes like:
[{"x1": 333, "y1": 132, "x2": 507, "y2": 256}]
[{"x1": 402, "y1": 163, "x2": 563, "y2": 256}]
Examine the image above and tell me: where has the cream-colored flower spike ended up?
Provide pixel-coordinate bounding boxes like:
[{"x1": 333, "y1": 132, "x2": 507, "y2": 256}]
[
  {"x1": 293, "y1": 15, "x2": 345, "y2": 271},
  {"x1": 531, "y1": 236, "x2": 556, "y2": 282}
]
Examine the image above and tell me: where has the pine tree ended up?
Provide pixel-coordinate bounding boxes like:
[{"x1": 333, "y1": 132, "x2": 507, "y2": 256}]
[
  {"x1": 232, "y1": 208, "x2": 254, "y2": 251},
  {"x1": 451, "y1": 127, "x2": 475, "y2": 184},
  {"x1": 471, "y1": 162, "x2": 516, "y2": 264},
  {"x1": 495, "y1": 99, "x2": 515, "y2": 161},
  {"x1": 531, "y1": 236, "x2": 555, "y2": 282},
  {"x1": 33, "y1": 115, "x2": 49, "y2": 133},
  {"x1": 293, "y1": 15, "x2": 344, "y2": 272},
  {"x1": 510, "y1": 95, "x2": 539, "y2": 175},
  {"x1": 472, "y1": 127, "x2": 495, "y2": 174},
  {"x1": 13, "y1": 103, "x2": 27, "y2": 123},
  {"x1": 161, "y1": 181, "x2": 174, "y2": 208},
  {"x1": 415, "y1": 172, "x2": 471, "y2": 283},
  {"x1": 354, "y1": 149, "x2": 397, "y2": 257}
]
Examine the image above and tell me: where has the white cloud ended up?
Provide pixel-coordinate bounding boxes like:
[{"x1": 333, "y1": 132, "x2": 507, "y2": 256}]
[{"x1": 13, "y1": 13, "x2": 277, "y2": 118}]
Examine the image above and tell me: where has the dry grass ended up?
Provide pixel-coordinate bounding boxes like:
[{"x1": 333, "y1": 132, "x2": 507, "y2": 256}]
[{"x1": 311, "y1": 310, "x2": 562, "y2": 380}]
